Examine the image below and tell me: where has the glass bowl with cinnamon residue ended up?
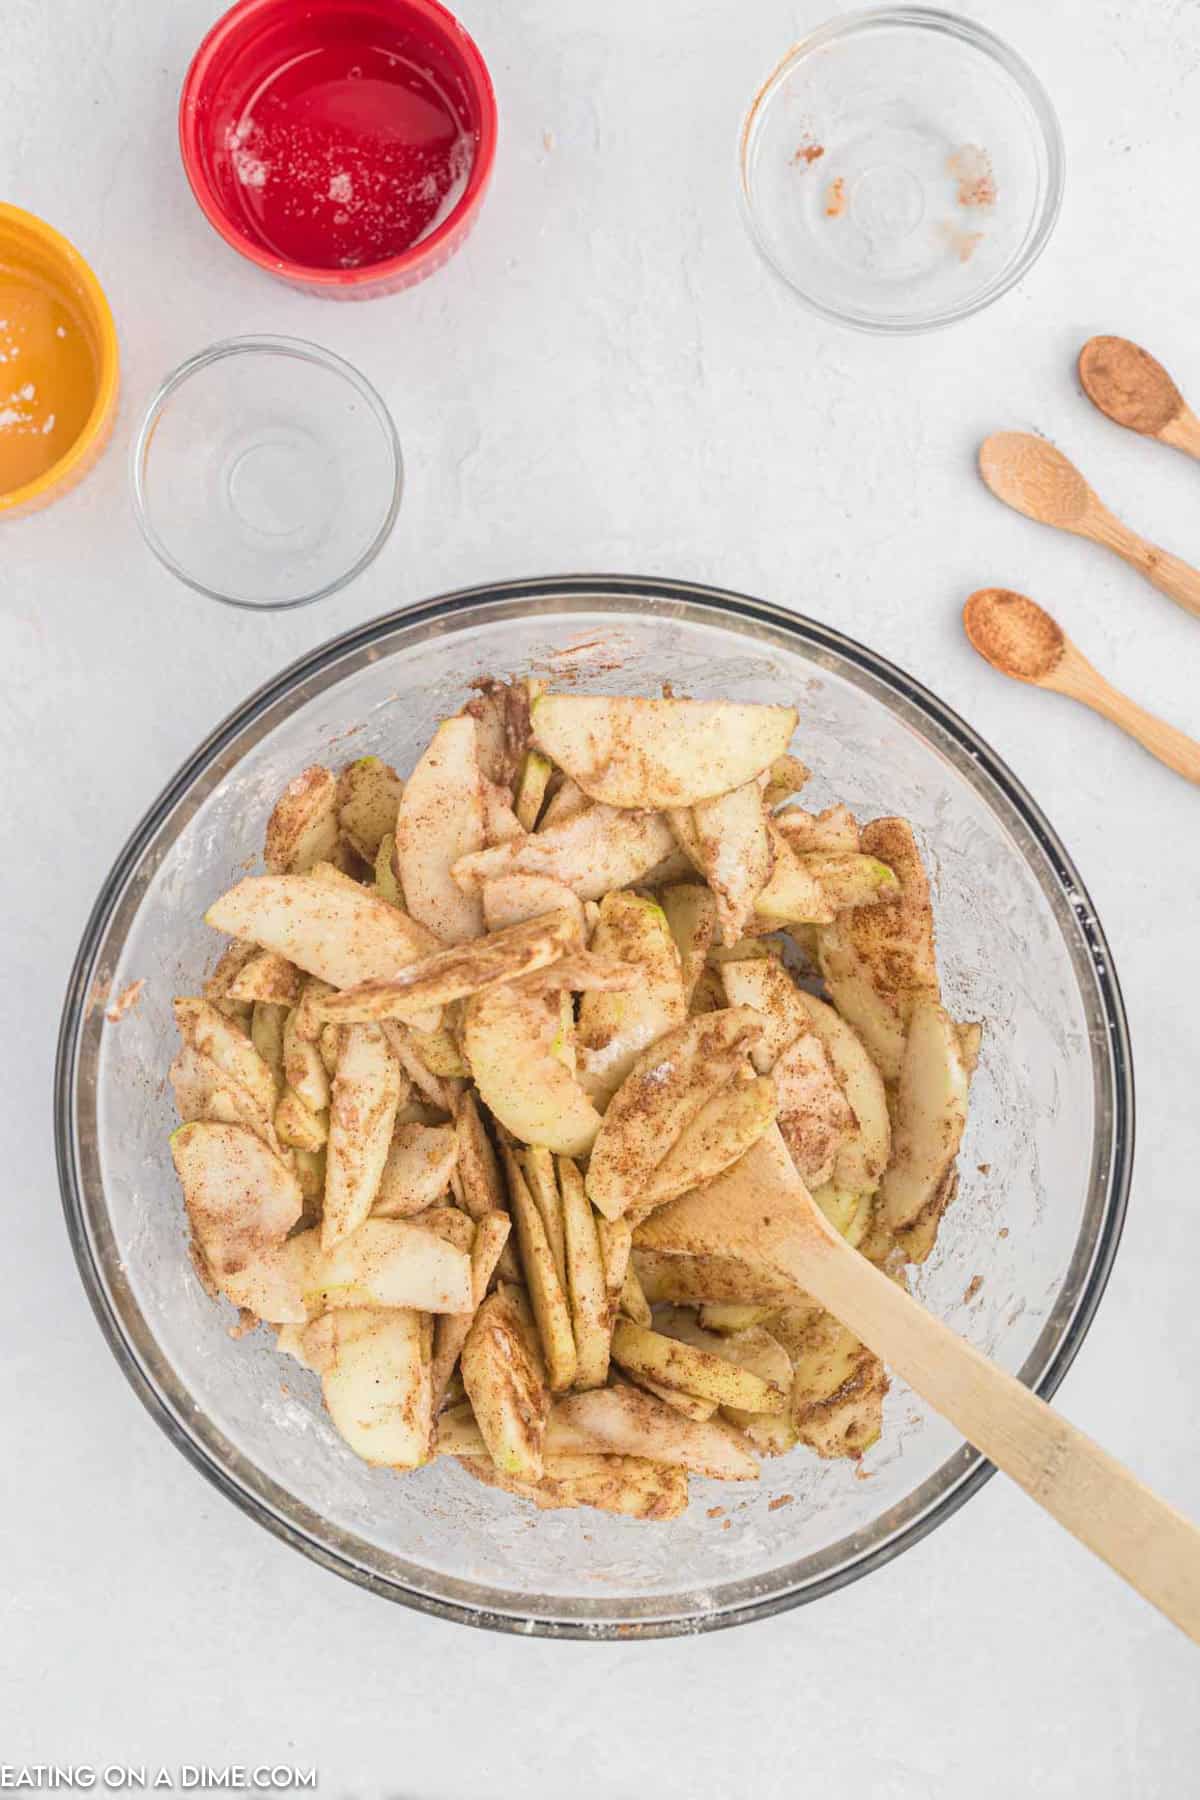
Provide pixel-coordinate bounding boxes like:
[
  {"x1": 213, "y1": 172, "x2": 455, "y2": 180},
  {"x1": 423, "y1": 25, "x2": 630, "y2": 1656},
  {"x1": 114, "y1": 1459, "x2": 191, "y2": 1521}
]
[
  {"x1": 739, "y1": 8, "x2": 1064, "y2": 333},
  {"x1": 57, "y1": 577, "x2": 1130, "y2": 1637}
]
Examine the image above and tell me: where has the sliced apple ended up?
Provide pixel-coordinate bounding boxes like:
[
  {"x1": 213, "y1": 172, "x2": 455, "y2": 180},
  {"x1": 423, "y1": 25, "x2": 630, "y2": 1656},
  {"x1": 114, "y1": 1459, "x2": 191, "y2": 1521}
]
[
  {"x1": 502, "y1": 1147, "x2": 577, "y2": 1392},
  {"x1": 771, "y1": 1031, "x2": 855, "y2": 1189},
  {"x1": 585, "y1": 1007, "x2": 764, "y2": 1220},
  {"x1": 772, "y1": 1306, "x2": 887, "y2": 1460},
  {"x1": 336, "y1": 756, "x2": 403, "y2": 861},
  {"x1": 514, "y1": 750, "x2": 553, "y2": 831},
  {"x1": 174, "y1": 997, "x2": 280, "y2": 1120},
  {"x1": 373, "y1": 1122, "x2": 457, "y2": 1217},
  {"x1": 698, "y1": 1302, "x2": 778, "y2": 1334},
  {"x1": 457, "y1": 1449, "x2": 689, "y2": 1520},
  {"x1": 451, "y1": 804, "x2": 676, "y2": 900},
  {"x1": 224, "y1": 951, "x2": 302, "y2": 1007},
  {"x1": 815, "y1": 932, "x2": 906, "y2": 1082},
  {"x1": 461, "y1": 981, "x2": 603, "y2": 1156},
  {"x1": 293, "y1": 1145, "x2": 325, "y2": 1216},
  {"x1": 453, "y1": 1090, "x2": 506, "y2": 1222},
  {"x1": 481, "y1": 873, "x2": 586, "y2": 936},
  {"x1": 773, "y1": 804, "x2": 860, "y2": 853},
  {"x1": 659, "y1": 883, "x2": 719, "y2": 1002},
  {"x1": 611, "y1": 1317, "x2": 785, "y2": 1413},
  {"x1": 430, "y1": 1210, "x2": 512, "y2": 1407},
  {"x1": 520, "y1": 1146, "x2": 567, "y2": 1289},
  {"x1": 530, "y1": 1453, "x2": 689, "y2": 1522},
  {"x1": 169, "y1": 1042, "x2": 286, "y2": 1159},
  {"x1": 537, "y1": 774, "x2": 590, "y2": 831},
  {"x1": 633, "y1": 1074, "x2": 777, "y2": 1220},
  {"x1": 250, "y1": 1000, "x2": 287, "y2": 1090},
  {"x1": 264, "y1": 766, "x2": 341, "y2": 874},
  {"x1": 718, "y1": 953, "x2": 809, "y2": 1069},
  {"x1": 307, "y1": 858, "x2": 366, "y2": 893},
  {"x1": 689, "y1": 780, "x2": 774, "y2": 944},
  {"x1": 791, "y1": 988, "x2": 890, "y2": 1195},
  {"x1": 203, "y1": 939, "x2": 258, "y2": 1003},
  {"x1": 637, "y1": 844, "x2": 698, "y2": 888},
  {"x1": 754, "y1": 828, "x2": 836, "y2": 926},
  {"x1": 213, "y1": 1230, "x2": 322, "y2": 1325},
  {"x1": 794, "y1": 853, "x2": 899, "y2": 912},
  {"x1": 307, "y1": 1216, "x2": 471, "y2": 1313},
  {"x1": 371, "y1": 833, "x2": 401, "y2": 910},
  {"x1": 479, "y1": 776, "x2": 523, "y2": 847},
  {"x1": 655, "y1": 1310, "x2": 794, "y2": 1450},
  {"x1": 666, "y1": 805, "x2": 704, "y2": 873},
  {"x1": 170, "y1": 1121, "x2": 303, "y2": 1303},
  {"x1": 631, "y1": 1377, "x2": 718, "y2": 1422},
  {"x1": 461, "y1": 678, "x2": 532, "y2": 788},
  {"x1": 956, "y1": 1020, "x2": 984, "y2": 1076},
  {"x1": 393, "y1": 716, "x2": 486, "y2": 944},
  {"x1": 380, "y1": 1021, "x2": 457, "y2": 1115},
  {"x1": 879, "y1": 996, "x2": 970, "y2": 1234},
  {"x1": 811, "y1": 1182, "x2": 873, "y2": 1249},
  {"x1": 619, "y1": 1263, "x2": 653, "y2": 1327},
  {"x1": 761, "y1": 754, "x2": 811, "y2": 810},
  {"x1": 461, "y1": 1284, "x2": 549, "y2": 1481},
  {"x1": 399, "y1": 1014, "x2": 466, "y2": 1079},
  {"x1": 654, "y1": 1306, "x2": 788, "y2": 1376},
  {"x1": 275, "y1": 1088, "x2": 328, "y2": 1153},
  {"x1": 576, "y1": 893, "x2": 686, "y2": 1102},
  {"x1": 304, "y1": 1307, "x2": 431, "y2": 1469},
  {"x1": 282, "y1": 994, "x2": 331, "y2": 1114},
  {"x1": 530, "y1": 695, "x2": 798, "y2": 809},
  {"x1": 316, "y1": 908, "x2": 581, "y2": 1024},
  {"x1": 553, "y1": 1383, "x2": 758, "y2": 1481},
  {"x1": 595, "y1": 1214, "x2": 633, "y2": 1306},
  {"x1": 818, "y1": 817, "x2": 939, "y2": 1080},
  {"x1": 558, "y1": 1155, "x2": 611, "y2": 1389},
  {"x1": 322, "y1": 1024, "x2": 402, "y2": 1248},
  {"x1": 205, "y1": 875, "x2": 442, "y2": 1010},
  {"x1": 687, "y1": 963, "x2": 726, "y2": 1016},
  {"x1": 515, "y1": 952, "x2": 641, "y2": 995}
]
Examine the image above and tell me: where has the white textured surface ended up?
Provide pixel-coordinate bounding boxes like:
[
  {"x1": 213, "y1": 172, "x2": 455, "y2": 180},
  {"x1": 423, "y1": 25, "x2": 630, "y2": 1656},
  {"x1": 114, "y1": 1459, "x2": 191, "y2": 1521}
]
[{"x1": 3, "y1": 0, "x2": 1198, "y2": 1789}]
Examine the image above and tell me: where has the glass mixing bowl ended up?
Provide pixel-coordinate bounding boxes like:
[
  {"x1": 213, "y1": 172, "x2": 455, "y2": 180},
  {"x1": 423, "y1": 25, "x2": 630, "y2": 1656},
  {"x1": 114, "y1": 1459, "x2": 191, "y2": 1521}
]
[{"x1": 55, "y1": 578, "x2": 1132, "y2": 1637}]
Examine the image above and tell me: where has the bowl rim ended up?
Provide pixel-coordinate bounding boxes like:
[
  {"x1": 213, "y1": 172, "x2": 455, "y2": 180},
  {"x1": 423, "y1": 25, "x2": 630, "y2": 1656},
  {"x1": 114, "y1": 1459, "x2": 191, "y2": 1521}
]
[
  {"x1": 55, "y1": 574, "x2": 1133, "y2": 1638},
  {"x1": 128, "y1": 333, "x2": 404, "y2": 610},
  {"x1": 737, "y1": 5, "x2": 1066, "y2": 335},
  {"x1": 177, "y1": 0, "x2": 498, "y2": 293}
]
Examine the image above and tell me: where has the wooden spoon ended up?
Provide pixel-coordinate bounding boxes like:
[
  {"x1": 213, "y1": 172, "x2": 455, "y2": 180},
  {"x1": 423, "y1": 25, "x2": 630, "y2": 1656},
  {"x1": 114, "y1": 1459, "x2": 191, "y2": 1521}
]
[
  {"x1": 979, "y1": 431, "x2": 1200, "y2": 620},
  {"x1": 642, "y1": 1126, "x2": 1200, "y2": 1641},
  {"x1": 963, "y1": 588, "x2": 1200, "y2": 785},
  {"x1": 1079, "y1": 335, "x2": 1200, "y2": 460}
]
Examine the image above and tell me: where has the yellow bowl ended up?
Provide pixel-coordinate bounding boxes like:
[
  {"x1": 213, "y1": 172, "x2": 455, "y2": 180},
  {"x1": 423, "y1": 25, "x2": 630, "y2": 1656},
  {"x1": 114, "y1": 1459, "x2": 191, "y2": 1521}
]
[{"x1": 0, "y1": 204, "x2": 119, "y2": 517}]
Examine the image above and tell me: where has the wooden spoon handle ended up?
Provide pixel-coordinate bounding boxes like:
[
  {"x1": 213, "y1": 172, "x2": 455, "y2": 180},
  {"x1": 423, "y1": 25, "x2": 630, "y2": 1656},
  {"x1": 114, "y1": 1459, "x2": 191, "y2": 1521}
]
[
  {"x1": 1159, "y1": 406, "x2": 1200, "y2": 462},
  {"x1": 1053, "y1": 661, "x2": 1200, "y2": 784},
  {"x1": 773, "y1": 1221, "x2": 1200, "y2": 1642},
  {"x1": 1094, "y1": 516, "x2": 1200, "y2": 619}
]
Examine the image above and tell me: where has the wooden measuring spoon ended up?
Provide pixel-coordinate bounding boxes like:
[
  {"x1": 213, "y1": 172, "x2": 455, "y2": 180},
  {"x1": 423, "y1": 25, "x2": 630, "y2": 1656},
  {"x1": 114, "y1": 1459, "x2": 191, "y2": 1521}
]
[
  {"x1": 641, "y1": 1126, "x2": 1200, "y2": 1641},
  {"x1": 1079, "y1": 335, "x2": 1200, "y2": 461},
  {"x1": 963, "y1": 587, "x2": 1200, "y2": 785},
  {"x1": 979, "y1": 431, "x2": 1200, "y2": 620}
]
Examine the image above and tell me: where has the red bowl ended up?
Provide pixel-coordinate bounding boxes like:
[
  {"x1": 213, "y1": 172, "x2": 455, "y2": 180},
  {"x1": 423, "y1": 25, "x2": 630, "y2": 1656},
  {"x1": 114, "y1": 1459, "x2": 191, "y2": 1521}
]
[{"x1": 179, "y1": 0, "x2": 497, "y2": 299}]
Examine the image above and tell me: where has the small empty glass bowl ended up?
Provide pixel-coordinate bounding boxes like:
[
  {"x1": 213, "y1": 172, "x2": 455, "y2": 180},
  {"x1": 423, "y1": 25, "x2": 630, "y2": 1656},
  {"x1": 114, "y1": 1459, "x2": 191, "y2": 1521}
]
[
  {"x1": 131, "y1": 335, "x2": 402, "y2": 609},
  {"x1": 739, "y1": 7, "x2": 1064, "y2": 333}
]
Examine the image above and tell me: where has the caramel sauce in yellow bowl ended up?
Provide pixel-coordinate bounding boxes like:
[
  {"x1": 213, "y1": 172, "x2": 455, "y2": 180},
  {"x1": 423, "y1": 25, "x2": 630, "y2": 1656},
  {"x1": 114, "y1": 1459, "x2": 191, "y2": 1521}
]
[{"x1": 0, "y1": 205, "x2": 119, "y2": 517}]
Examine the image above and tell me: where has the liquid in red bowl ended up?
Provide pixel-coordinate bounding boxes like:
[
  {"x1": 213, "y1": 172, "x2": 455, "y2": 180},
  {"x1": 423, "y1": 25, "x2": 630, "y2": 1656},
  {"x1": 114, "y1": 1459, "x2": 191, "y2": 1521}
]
[{"x1": 180, "y1": 0, "x2": 497, "y2": 298}]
